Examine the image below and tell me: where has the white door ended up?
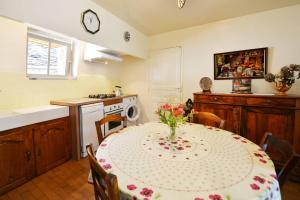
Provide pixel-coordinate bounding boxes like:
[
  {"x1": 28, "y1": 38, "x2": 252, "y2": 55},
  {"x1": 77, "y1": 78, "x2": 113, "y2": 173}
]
[{"x1": 147, "y1": 46, "x2": 183, "y2": 121}]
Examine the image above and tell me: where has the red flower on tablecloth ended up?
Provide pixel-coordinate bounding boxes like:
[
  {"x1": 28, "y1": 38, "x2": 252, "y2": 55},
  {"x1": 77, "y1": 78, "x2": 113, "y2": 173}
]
[
  {"x1": 270, "y1": 174, "x2": 277, "y2": 180},
  {"x1": 100, "y1": 143, "x2": 107, "y2": 147},
  {"x1": 233, "y1": 136, "x2": 240, "y2": 140},
  {"x1": 194, "y1": 197, "x2": 204, "y2": 200},
  {"x1": 177, "y1": 147, "x2": 184, "y2": 150},
  {"x1": 164, "y1": 146, "x2": 170, "y2": 150},
  {"x1": 127, "y1": 184, "x2": 137, "y2": 190},
  {"x1": 250, "y1": 183, "x2": 260, "y2": 190},
  {"x1": 259, "y1": 159, "x2": 267, "y2": 164},
  {"x1": 208, "y1": 194, "x2": 223, "y2": 200},
  {"x1": 140, "y1": 188, "x2": 153, "y2": 197},
  {"x1": 159, "y1": 142, "x2": 165, "y2": 146},
  {"x1": 254, "y1": 153, "x2": 263, "y2": 158},
  {"x1": 98, "y1": 158, "x2": 105, "y2": 163},
  {"x1": 102, "y1": 164, "x2": 112, "y2": 170},
  {"x1": 253, "y1": 176, "x2": 266, "y2": 184},
  {"x1": 132, "y1": 196, "x2": 137, "y2": 200}
]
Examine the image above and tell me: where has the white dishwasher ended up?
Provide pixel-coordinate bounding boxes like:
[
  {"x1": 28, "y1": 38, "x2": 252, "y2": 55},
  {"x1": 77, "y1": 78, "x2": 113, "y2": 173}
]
[{"x1": 80, "y1": 103, "x2": 104, "y2": 157}]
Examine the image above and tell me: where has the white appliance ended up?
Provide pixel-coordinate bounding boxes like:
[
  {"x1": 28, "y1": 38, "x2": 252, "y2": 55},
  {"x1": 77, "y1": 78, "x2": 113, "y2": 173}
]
[
  {"x1": 83, "y1": 43, "x2": 123, "y2": 63},
  {"x1": 103, "y1": 102, "x2": 125, "y2": 135},
  {"x1": 80, "y1": 103, "x2": 104, "y2": 157},
  {"x1": 123, "y1": 96, "x2": 140, "y2": 126}
]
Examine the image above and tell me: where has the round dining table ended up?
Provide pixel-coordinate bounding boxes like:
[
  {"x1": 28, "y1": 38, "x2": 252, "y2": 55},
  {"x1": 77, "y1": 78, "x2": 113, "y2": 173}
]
[{"x1": 96, "y1": 122, "x2": 281, "y2": 200}]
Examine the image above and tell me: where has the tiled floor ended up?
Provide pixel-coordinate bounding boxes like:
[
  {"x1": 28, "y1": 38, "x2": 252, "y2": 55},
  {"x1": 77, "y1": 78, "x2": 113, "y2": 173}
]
[{"x1": 0, "y1": 158, "x2": 299, "y2": 200}]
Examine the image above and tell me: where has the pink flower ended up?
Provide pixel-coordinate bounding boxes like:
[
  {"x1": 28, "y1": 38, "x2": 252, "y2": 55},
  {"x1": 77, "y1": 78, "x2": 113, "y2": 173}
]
[
  {"x1": 161, "y1": 104, "x2": 172, "y2": 111},
  {"x1": 172, "y1": 106, "x2": 185, "y2": 117},
  {"x1": 98, "y1": 158, "x2": 105, "y2": 163},
  {"x1": 140, "y1": 188, "x2": 153, "y2": 197},
  {"x1": 250, "y1": 183, "x2": 260, "y2": 190},
  {"x1": 253, "y1": 176, "x2": 266, "y2": 184},
  {"x1": 208, "y1": 194, "x2": 223, "y2": 200},
  {"x1": 102, "y1": 164, "x2": 112, "y2": 170},
  {"x1": 195, "y1": 198, "x2": 204, "y2": 200},
  {"x1": 127, "y1": 184, "x2": 137, "y2": 190}
]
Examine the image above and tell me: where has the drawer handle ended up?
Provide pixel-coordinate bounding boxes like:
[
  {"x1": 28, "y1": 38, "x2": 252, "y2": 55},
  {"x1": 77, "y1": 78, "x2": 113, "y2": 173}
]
[
  {"x1": 266, "y1": 99, "x2": 272, "y2": 103},
  {"x1": 213, "y1": 97, "x2": 219, "y2": 101}
]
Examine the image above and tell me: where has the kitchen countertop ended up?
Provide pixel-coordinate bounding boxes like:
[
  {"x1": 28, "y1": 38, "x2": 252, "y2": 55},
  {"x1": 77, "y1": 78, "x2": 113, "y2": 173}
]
[
  {"x1": 0, "y1": 105, "x2": 69, "y2": 132},
  {"x1": 50, "y1": 94, "x2": 137, "y2": 106}
]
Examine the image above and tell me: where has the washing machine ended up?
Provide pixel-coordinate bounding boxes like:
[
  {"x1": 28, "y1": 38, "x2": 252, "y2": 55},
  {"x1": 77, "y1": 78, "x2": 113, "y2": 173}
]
[{"x1": 123, "y1": 96, "x2": 141, "y2": 126}]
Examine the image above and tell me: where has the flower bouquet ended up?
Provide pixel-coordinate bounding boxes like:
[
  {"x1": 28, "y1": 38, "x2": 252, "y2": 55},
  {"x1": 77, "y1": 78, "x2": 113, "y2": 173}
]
[
  {"x1": 157, "y1": 104, "x2": 189, "y2": 140},
  {"x1": 265, "y1": 64, "x2": 300, "y2": 95}
]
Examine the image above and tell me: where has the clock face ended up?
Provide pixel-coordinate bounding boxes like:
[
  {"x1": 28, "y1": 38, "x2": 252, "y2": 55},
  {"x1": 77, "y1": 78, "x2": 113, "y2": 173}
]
[
  {"x1": 178, "y1": 0, "x2": 186, "y2": 8},
  {"x1": 82, "y1": 9, "x2": 100, "y2": 34}
]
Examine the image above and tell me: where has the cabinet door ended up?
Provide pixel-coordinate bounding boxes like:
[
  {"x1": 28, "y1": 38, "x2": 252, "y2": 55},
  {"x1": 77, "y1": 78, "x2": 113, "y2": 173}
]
[
  {"x1": 34, "y1": 118, "x2": 71, "y2": 175},
  {"x1": 0, "y1": 128, "x2": 34, "y2": 194},
  {"x1": 243, "y1": 107, "x2": 294, "y2": 144},
  {"x1": 196, "y1": 103, "x2": 241, "y2": 134}
]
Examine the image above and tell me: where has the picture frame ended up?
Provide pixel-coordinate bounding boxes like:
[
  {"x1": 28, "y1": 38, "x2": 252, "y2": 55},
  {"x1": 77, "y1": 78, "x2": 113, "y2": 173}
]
[
  {"x1": 232, "y1": 78, "x2": 252, "y2": 94},
  {"x1": 214, "y1": 47, "x2": 268, "y2": 80}
]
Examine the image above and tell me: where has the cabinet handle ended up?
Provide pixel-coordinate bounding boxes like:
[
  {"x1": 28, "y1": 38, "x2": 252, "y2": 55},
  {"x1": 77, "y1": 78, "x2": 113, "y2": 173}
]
[
  {"x1": 25, "y1": 151, "x2": 31, "y2": 161},
  {"x1": 212, "y1": 97, "x2": 219, "y2": 101},
  {"x1": 266, "y1": 99, "x2": 272, "y2": 103}
]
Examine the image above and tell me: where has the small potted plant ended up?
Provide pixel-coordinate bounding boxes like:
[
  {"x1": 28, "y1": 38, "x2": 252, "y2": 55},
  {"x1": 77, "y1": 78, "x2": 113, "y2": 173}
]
[
  {"x1": 265, "y1": 64, "x2": 300, "y2": 95},
  {"x1": 157, "y1": 104, "x2": 188, "y2": 140}
]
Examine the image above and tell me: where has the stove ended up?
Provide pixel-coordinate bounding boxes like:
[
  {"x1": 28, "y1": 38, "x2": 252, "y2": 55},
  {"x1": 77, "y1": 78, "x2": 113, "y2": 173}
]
[{"x1": 88, "y1": 94, "x2": 116, "y2": 99}]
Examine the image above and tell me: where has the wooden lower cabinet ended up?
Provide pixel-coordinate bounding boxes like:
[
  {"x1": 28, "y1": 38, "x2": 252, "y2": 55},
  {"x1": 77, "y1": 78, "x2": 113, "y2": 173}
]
[
  {"x1": 0, "y1": 128, "x2": 34, "y2": 194},
  {"x1": 0, "y1": 117, "x2": 70, "y2": 195},
  {"x1": 194, "y1": 92, "x2": 300, "y2": 176},
  {"x1": 34, "y1": 118, "x2": 71, "y2": 175}
]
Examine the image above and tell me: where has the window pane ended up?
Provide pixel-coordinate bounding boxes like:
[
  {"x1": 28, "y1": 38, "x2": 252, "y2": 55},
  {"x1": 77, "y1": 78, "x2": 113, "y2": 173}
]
[
  {"x1": 49, "y1": 42, "x2": 68, "y2": 76},
  {"x1": 27, "y1": 37, "x2": 49, "y2": 75}
]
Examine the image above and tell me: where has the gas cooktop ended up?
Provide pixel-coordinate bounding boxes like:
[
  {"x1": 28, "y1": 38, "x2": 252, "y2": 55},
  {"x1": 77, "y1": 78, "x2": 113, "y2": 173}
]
[{"x1": 88, "y1": 94, "x2": 116, "y2": 99}]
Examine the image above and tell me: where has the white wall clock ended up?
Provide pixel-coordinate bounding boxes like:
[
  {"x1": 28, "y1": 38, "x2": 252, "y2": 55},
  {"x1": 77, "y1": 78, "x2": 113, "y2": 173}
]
[{"x1": 82, "y1": 9, "x2": 100, "y2": 34}]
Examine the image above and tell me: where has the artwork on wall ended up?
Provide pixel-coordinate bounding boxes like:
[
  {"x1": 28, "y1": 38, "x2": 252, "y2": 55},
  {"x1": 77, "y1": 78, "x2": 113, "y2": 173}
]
[
  {"x1": 214, "y1": 47, "x2": 268, "y2": 80},
  {"x1": 232, "y1": 78, "x2": 252, "y2": 94}
]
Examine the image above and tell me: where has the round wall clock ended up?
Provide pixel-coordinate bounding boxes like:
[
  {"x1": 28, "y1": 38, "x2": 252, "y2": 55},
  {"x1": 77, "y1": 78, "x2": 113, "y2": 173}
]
[
  {"x1": 124, "y1": 31, "x2": 131, "y2": 42},
  {"x1": 199, "y1": 77, "x2": 213, "y2": 93},
  {"x1": 82, "y1": 9, "x2": 100, "y2": 34}
]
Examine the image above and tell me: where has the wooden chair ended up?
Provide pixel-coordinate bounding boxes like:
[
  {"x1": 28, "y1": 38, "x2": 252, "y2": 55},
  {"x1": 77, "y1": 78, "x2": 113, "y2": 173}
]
[
  {"x1": 260, "y1": 132, "x2": 300, "y2": 188},
  {"x1": 192, "y1": 111, "x2": 225, "y2": 129},
  {"x1": 86, "y1": 144, "x2": 120, "y2": 200},
  {"x1": 95, "y1": 115, "x2": 127, "y2": 144}
]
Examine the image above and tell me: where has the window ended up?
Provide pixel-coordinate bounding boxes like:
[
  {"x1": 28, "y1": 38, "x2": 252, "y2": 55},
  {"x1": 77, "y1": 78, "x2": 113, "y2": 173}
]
[{"x1": 26, "y1": 28, "x2": 73, "y2": 79}]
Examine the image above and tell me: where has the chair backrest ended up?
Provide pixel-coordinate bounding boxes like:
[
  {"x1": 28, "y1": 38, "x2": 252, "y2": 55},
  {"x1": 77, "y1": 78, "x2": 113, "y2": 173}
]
[
  {"x1": 95, "y1": 115, "x2": 127, "y2": 144},
  {"x1": 260, "y1": 132, "x2": 300, "y2": 188},
  {"x1": 192, "y1": 111, "x2": 225, "y2": 129},
  {"x1": 86, "y1": 144, "x2": 120, "y2": 200}
]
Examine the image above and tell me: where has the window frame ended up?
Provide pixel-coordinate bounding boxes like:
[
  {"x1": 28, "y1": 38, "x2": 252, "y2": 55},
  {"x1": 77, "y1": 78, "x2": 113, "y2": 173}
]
[{"x1": 26, "y1": 31, "x2": 73, "y2": 80}]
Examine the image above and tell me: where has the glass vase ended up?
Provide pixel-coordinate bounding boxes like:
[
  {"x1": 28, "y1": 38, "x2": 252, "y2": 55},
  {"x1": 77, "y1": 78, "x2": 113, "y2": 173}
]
[{"x1": 169, "y1": 126, "x2": 176, "y2": 141}]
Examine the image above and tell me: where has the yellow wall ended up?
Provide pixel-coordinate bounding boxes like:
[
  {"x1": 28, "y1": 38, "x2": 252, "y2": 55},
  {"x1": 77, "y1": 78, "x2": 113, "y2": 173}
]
[{"x1": 0, "y1": 17, "x2": 121, "y2": 110}]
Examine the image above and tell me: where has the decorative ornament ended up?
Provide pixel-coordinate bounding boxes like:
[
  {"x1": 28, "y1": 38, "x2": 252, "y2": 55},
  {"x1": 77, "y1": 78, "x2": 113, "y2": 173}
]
[
  {"x1": 178, "y1": 0, "x2": 187, "y2": 9},
  {"x1": 199, "y1": 77, "x2": 212, "y2": 93}
]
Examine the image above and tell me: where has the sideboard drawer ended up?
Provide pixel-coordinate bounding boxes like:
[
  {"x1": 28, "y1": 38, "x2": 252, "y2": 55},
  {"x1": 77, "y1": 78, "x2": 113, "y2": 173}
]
[
  {"x1": 194, "y1": 95, "x2": 243, "y2": 105},
  {"x1": 246, "y1": 98, "x2": 295, "y2": 107}
]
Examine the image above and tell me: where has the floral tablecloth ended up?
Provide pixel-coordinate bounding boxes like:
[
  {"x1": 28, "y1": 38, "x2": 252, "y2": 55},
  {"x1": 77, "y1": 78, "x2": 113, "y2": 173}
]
[{"x1": 96, "y1": 122, "x2": 281, "y2": 200}]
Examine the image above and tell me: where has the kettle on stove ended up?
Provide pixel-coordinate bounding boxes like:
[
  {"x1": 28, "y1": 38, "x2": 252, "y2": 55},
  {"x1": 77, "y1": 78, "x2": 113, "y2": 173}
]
[{"x1": 114, "y1": 86, "x2": 122, "y2": 96}]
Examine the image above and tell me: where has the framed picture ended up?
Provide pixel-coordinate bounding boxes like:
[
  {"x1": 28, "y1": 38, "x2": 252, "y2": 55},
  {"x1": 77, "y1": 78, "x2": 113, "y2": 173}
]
[
  {"x1": 214, "y1": 47, "x2": 268, "y2": 80},
  {"x1": 232, "y1": 78, "x2": 252, "y2": 94}
]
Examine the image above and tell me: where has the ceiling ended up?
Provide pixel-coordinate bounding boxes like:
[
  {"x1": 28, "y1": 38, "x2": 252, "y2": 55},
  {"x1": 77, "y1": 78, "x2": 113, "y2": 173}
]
[{"x1": 92, "y1": 0, "x2": 300, "y2": 35}]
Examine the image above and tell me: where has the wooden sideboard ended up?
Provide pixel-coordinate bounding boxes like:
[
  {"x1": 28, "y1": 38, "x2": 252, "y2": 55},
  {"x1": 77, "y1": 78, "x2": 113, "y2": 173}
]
[{"x1": 193, "y1": 93, "x2": 300, "y2": 155}]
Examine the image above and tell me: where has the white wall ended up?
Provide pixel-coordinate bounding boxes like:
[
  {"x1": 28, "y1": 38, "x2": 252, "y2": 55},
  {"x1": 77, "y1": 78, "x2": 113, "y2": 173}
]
[
  {"x1": 0, "y1": 0, "x2": 149, "y2": 59},
  {"x1": 0, "y1": 16, "x2": 122, "y2": 110},
  {"x1": 121, "y1": 5, "x2": 300, "y2": 122}
]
